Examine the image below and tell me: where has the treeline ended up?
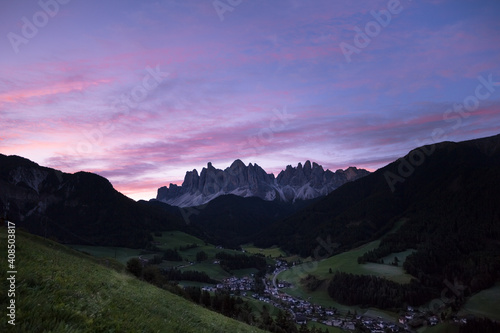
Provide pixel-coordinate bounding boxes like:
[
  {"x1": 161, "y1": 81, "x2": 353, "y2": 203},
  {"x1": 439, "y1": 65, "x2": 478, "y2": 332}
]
[
  {"x1": 163, "y1": 269, "x2": 218, "y2": 284},
  {"x1": 179, "y1": 243, "x2": 198, "y2": 251},
  {"x1": 162, "y1": 248, "x2": 183, "y2": 261},
  {"x1": 327, "y1": 272, "x2": 433, "y2": 309},
  {"x1": 215, "y1": 252, "x2": 267, "y2": 271}
]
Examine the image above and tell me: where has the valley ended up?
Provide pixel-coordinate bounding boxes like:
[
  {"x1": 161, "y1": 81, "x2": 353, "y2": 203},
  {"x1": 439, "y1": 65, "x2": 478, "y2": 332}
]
[
  {"x1": 1, "y1": 134, "x2": 500, "y2": 332},
  {"x1": 66, "y1": 226, "x2": 496, "y2": 333}
]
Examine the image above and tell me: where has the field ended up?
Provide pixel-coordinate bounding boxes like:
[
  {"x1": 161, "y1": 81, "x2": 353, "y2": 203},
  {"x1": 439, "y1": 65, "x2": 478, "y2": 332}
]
[
  {"x1": 242, "y1": 244, "x2": 287, "y2": 258},
  {"x1": 461, "y1": 283, "x2": 500, "y2": 320},
  {"x1": 418, "y1": 323, "x2": 459, "y2": 333},
  {"x1": 306, "y1": 321, "x2": 343, "y2": 333},
  {"x1": 380, "y1": 249, "x2": 416, "y2": 265},
  {"x1": 153, "y1": 230, "x2": 206, "y2": 250},
  {"x1": 69, "y1": 231, "x2": 263, "y2": 281},
  {"x1": 0, "y1": 227, "x2": 268, "y2": 333}
]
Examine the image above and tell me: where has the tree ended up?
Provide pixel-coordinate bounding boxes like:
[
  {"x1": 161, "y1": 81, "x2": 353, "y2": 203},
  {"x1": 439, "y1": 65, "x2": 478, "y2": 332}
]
[
  {"x1": 163, "y1": 249, "x2": 182, "y2": 261},
  {"x1": 260, "y1": 305, "x2": 274, "y2": 329},
  {"x1": 196, "y1": 250, "x2": 208, "y2": 262},
  {"x1": 126, "y1": 258, "x2": 142, "y2": 277},
  {"x1": 143, "y1": 265, "x2": 163, "y2": 285},
  {"x1": 393, "y1": 256, "x2": 400, "y2": 266},
  {"x1": 150, "y1": 254, "x2": 162, "y2": 265},
  {"x1": 201, "y1": 290, "x2": 211, "y2": 307},
  {"x1": 299, "y1": 324, "x2": 310, "y2": 333}
]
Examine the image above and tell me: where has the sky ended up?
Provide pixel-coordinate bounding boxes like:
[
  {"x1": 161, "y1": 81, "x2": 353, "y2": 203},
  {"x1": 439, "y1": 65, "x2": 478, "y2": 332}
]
[{"x1": 1, "y1": 0, "x2": 499, "y2": 201}]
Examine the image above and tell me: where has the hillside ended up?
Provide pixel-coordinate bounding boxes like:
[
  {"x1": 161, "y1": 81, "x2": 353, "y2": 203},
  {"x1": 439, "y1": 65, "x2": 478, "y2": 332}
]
[
  {"x1": 255, "y1": 134, "x2": 500, "y2": 301},
  {"x1": 0, "y1": 226, "x2": 267, "y2": 333},
  {"x1": 256, "y1": 134, "x2": 500, "y2": 253}
]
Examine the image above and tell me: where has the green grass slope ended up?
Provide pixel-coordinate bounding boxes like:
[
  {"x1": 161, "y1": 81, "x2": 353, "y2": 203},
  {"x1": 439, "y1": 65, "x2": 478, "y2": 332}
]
[
  {"x1": 0, "y1": 227, "x2": 267, "y2": 333},
  {"x1": 461, "y1": 283, "x2": 500, "y2": 321}
]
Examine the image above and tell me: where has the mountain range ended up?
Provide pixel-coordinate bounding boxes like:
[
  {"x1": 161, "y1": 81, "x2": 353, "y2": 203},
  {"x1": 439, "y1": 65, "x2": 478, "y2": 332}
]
[{"x1": 156, "y1": 159, "x2": 370, "y2": 207}]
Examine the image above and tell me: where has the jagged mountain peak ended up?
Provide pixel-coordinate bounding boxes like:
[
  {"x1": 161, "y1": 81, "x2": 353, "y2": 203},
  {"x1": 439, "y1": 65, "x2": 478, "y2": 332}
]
[
  {"x1": 156, "y1": 159, "x2": 370, "y2": 207},
  {"x1": 230, "y1": 159, "x2": 246, "y2": 168}
]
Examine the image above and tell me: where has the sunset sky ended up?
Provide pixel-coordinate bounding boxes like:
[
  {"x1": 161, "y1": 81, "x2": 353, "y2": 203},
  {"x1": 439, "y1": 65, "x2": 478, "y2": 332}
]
[{"x1": 1, "y1": 0, "x2": 499, "y2": 200}]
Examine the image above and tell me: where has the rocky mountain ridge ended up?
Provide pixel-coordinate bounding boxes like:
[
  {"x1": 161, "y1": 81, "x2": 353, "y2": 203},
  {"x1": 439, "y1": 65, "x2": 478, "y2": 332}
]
[{"x1": 156, "y1": 160, "x2": 370, "y2": 207}]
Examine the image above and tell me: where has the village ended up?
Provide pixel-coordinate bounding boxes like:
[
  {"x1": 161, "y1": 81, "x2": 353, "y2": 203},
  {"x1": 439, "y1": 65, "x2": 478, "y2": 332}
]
[
  {"x1": 199, "y1": 259, "x2": 420, "y2": 332},
  {"x1": 195, "y1": 256, "x2": 480, "y2": 333}
]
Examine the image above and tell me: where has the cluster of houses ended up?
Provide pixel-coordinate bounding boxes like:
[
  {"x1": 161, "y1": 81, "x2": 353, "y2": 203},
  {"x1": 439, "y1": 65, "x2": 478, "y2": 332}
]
[
  {"x1": 261, "y1": 264, "x2": 416, "y2": 332},
  {"x1": 398, "y1": 306, "x2": 439, "y2": 329},
  {"x1": 264, "y1": 281, "x2": 412, "y2": 332},
  {"x1": 213, "y1": 276, "x2": 255, "y2": 293},
  {"x1": 323, "y1": 319, "x2": 356, "y2": 331},
  {"x1": 357, "y1": 317, "x2": 404, "y2": 332}
]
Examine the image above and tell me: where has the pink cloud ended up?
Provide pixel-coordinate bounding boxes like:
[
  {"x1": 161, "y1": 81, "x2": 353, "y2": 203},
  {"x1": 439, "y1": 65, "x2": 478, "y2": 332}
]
[{"x1": 0, "y1": 78, "x2": 112, "y2": 104}]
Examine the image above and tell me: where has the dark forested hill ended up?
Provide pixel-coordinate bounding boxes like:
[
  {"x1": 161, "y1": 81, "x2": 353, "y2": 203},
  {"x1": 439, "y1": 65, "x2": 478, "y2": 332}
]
[
  {"x1": 0, "y1": 154, "x2": 186, "y2": 248},
  {"x1": 148, "y1": 194, "x2": 320, "y2": 248}
]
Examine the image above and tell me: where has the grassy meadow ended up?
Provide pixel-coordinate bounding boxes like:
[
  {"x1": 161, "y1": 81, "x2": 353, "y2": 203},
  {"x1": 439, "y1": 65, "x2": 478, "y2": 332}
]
[
  {"x1": 418, "y1": 323, "x2": 459, "y2": 333},
  {"x1": 242, "y1": 244, "x2": 287, "y2": 258},
  {"x1": 460, "y1": 283, "x2": 500, "y2": 320}
]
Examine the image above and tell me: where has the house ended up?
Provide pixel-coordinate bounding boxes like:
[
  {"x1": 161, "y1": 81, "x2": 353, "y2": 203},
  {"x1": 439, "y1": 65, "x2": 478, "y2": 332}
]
[
  {"x1": 296, "y1": 314, "x2": 307, "y2": 325},
  {"x1": 429, "y1": 316, "x2": 439, "y2": 326},
  {"x1": 332, "y1": 320, "x2": 343, "y2": 327},
  {"x1": 344, "y1": 322, "x2": 355, "y2": 330}
]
